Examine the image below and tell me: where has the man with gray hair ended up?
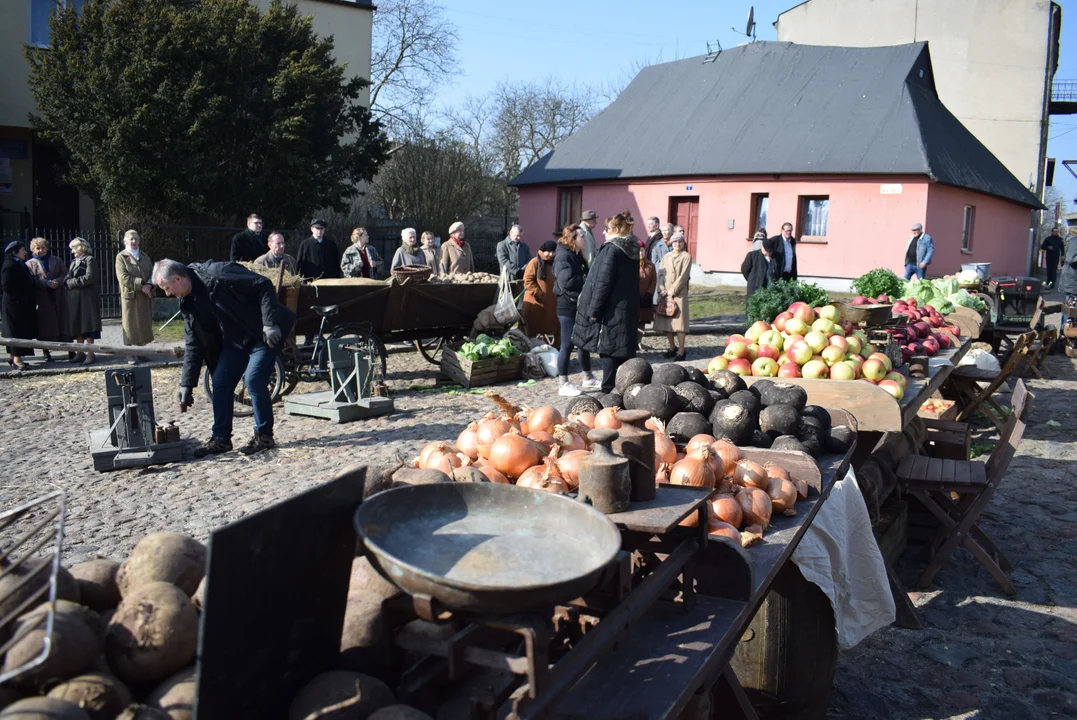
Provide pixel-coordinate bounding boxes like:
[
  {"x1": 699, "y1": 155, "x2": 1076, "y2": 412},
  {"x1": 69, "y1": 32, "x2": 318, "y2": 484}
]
[
  {"x1": 643, "y1": 216, "x2": 662, "y2": 259},
  {"x1": 253, "y1": 232, "x2": 297, "y2": 275},
  {"x1": 496, "y1": 224, "x2": 531, "y2": 279},
  {"x1": 153, "y1": 258, "x2": 295, "y2": 458}
]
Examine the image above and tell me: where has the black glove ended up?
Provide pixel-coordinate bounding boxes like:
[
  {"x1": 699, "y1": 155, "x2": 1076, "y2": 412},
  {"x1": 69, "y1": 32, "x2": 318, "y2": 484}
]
[
  {"x1": 177, "y1": 387, "x2": 194, "y2": 408},
  {"x1": 263, "y1": 325, "x2": 282, "y2": 348}
]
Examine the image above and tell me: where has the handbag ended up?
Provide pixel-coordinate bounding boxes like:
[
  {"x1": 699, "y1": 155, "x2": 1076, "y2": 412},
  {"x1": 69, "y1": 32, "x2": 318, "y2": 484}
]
[{"x1": 656, "y1": 298, "x2": 679, "y2": 318}]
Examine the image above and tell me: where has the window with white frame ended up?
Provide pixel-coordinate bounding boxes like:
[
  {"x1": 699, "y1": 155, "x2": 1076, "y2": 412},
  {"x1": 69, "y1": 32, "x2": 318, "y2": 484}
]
[
  {"x1": 961, "y1": 205, "x2": 976, "y2": 251},
  {"x1": 797, "y1": 195, "x2": 829, "y2": 240},
  {"x1": 29, "y1": 0, "x2": 85, "y2": 48}
]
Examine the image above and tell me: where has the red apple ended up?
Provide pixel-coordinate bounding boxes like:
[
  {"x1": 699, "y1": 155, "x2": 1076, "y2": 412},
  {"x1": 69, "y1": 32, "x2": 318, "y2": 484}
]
[
  {"x1": 778, "y1": 362, "x2": 802, "y2": 378},
  {"x1": 878, "y1": 379, "x2": 905, "y2": 400},
  {"x1": 784, "y1": 333, "x2": 806, "y2": 347},
  {"x1": 752, "y1": 357, "x2": 779, "y2": 377},
  {"x1": 746, "y1": 343, "x2": 760, "y2": 362},
  {"x1": 830, "y1": 361, "x2": 857, "y2": 381},
  {"x1": 757, "y1": 344, "x2": 780, "y2": 361},
  {"x1": 817, "y1": 304, "x2": 841, "y2": 323},
  {"x1": 784, "y1": 318, "x2": 810, "y2": 336},
  {"x1": 851, "y1": 296, "x2": 870, "y2": 306},
  {"x1": 821, "y1": 345, "x2": 846, "y2": 367},
  {"x1": 724, "y1": 342, "x2": 750, "y2": 360},
  {"x1": 707, "y1": 356, "x2": 730, "y2": 373},
  {"x1": 777, "y1": 353, "x2": 790, "y2": 365},
  {"x1": 829, "y1": 335, "x2": 848, "y2": 353},
  {"x1": 805, "y1": 331, "x2": 829, "y2": 354},
  {"x1": 862, "y1": 358, "x2": 888, "y2": 382},
  {"x1": 758, "y1": 329, "x2": 784, "y2": 351},
  {"x1": 868, "y1": 352, "x2": 893, "y2": 372},
  {"x1": 789, "y1": 302, "x2": 815, "y2": 324},
  {"x1": 845, "y1": 335, "x2": 863, "y2": 356},
  {"x1": 728, "y1": 358, "x2": 753, "y2": 376},
  {"x1": 802, "y1": 360, "x2": 830, "y2": 379},
  {"x1": 885, "y1": 372, "x2": 908, "y2": 390},
  {"x1": 774, "y1": 312, "x2": 793, "y2": 333},
  {"x1": 745, "y1": 321, "x2": 772, "y2": 342},
  {"x1": 787, "y1": 340, "x2": 813, "y2": 365}
]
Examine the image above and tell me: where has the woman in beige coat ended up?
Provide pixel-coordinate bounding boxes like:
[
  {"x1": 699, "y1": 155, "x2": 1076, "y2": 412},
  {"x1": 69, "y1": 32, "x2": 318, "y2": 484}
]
[
  {"x1": 654, "y1": 233, "x2": 691, "y2": 360},
  {"x1": 116, "y1": 229, "x2": 155, "y2": 363}
]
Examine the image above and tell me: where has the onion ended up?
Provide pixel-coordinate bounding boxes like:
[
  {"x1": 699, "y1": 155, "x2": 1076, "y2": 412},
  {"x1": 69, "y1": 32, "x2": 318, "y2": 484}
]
[
  {"x1": 528, "y1": 406, "x2": 563, "y2": 435},
  {"x1": 715, "y1": 476, "x2": 735, "y2": 495},
  {"x1": 733, "y1": 460, "x2": 768, "y2": 489},
  {"x1": 675, "y1": 451, "x2": 686, "y2": 464},
  {"x1": 791, "y1": 475, "x2": 809, "y2": 500},
  {"x1": 669, "y1": 446, "x2": 717, "y2": 488},
  {"x1": 710, "y1": 493, "x2": 743, "y2": 529},
  {"x1": 429, "y1": 455, "x2": 457, "y2": 476},
  {"x1": 655, "y1": 463, "x2": 671, "y2": 486},
  {"x1": 689, "y1": 442, "x2": 723, "y2": 478},
  {"x1": 653, "y1": 428, "x2": 677, "y2": 469},
  {"x1": 595, "y1": 407, "x2": 622, "y2": 429},
  {"x1": 712, "y1": 439, "x2": 741, "y2": 477},
  {"x1": 476, "y1": 417, "x2": 511, "y2": 459},
  {"x1": 516, "y1": 454, "x2": 568, "y2": 494},
  {"x1": 645, "y1": 418, "x2": 661, "y2": 432},
  {"x1": 766, "y1": 477, "x2": 798, "y2": 515},
  {"x1": 685, "y1": 434, "x2": 716, "y2": 456},
  {"x1": 452, "y1": 466, "x2": 489, "y2": 483},
  {"x1": 765, "y1": 464, "x2": 790, "y2": 482},
  {"x1": 708, "y1": 521, "x2": 742, "y2": 545},
  {"x1": 737, "y1": 487, "x2": 773, "y2": 528},
  {"x1": 418, "y1": 441, "x2": 454, "y2": 469},
  {"x1": 421, "y1": 443, "x2": 463, "y2": 472},
  {"x1": 552, "y1": 424, "x2": 586, "y2": 452},
  {"x1": 528, "y1": 431, "x2": 556, "y2": 452},
  {"x1": 489, "y1": 430, "x2": 545, "y2": 480},
  {"x1": 556, "y1": 449, "x2": 590, "y2": 490},
  {"x1": 456, "y1": 424, "x2": 480, "y2": 461},
  {"x1": 478, "y1": 465, "x2": 510, "y2": 484},
  {"x1": 572, "y1": 412, "x2": 596, "y2": 429}
]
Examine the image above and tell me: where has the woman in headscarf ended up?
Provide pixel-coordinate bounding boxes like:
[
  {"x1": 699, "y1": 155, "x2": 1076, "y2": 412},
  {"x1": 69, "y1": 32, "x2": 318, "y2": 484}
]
[
  {"x1": 391, "y1": 227, "x2": 425, "y2": 270},
  {"x1": 25, "y1": 236, "x2": 69, "y2": 361},
  {"x1": 116, "y1": 229, "x2": 155, "y2": 364},
  {"x1": 655, "y1": 232, "x2": 692, "y2": 360},
  {"x1": 2, "y1": 241, "x2": 36, "y2": 369},
  {"x1": 66, "y1": 237, "x2": 102, "y2": 365},
  {"x1": 521, "y1": 240, "x2": 560, "y2": 344},
  {"x1": 341, "y1": 227, "x2": 383, "y2": 279}
]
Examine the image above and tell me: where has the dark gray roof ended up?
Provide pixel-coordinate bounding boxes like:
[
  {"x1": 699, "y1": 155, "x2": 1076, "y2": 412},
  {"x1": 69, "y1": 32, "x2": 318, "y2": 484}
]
[{"x1": 510, "y1": 42, "x2": 1042, "y2": 209}]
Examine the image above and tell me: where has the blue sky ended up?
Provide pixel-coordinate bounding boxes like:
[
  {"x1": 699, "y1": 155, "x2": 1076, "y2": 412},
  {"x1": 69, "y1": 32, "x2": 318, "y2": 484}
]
[{"x1": 440, "y1": 0, "x2": 1077, "y2": 212}]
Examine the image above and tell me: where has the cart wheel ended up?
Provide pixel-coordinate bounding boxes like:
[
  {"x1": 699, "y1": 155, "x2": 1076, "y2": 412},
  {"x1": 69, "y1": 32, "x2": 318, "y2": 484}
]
[
  {"x1": 562, "y1": 394, "x2": 603, "y2": 419},
  {"x1": 415, "y1": 337, "x2": 445, "y2": 364},
  {"x1": 202, "y1": 356, "x2": 287, "y2": 418},
  {"x1": 326, "y1": 326, "x2": 388, "y2": 379}
]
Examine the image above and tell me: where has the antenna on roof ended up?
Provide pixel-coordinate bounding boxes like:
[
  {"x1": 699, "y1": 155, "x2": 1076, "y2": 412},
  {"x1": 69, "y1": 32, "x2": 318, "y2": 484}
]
[
  {"x1": 703, "y1": 39, "x2": 723, "y2": 64},
  {"x1": 731, "y1": 6, "x2": 757, "y2": 43}
]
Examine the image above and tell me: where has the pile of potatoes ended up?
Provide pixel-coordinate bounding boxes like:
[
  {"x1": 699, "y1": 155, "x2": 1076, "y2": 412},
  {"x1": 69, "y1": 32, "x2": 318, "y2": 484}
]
[{"x1": 0, "y1": 527, "x2": 435, "y2": 720}]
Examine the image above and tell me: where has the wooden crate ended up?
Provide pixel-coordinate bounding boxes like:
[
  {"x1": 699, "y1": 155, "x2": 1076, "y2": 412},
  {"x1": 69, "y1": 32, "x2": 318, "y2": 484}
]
[
  {"x1": 440, "y1": 350, "x2": 524, "y2": 389},
  {"x1": 917, "y1": 398, "x2": 958, "y2": 421}
]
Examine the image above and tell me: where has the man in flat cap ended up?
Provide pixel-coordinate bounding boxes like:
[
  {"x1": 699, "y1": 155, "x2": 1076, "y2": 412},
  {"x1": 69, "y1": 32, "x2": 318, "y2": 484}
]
[
  {"x1": 296, "y1": 218, "x2": 341, "y2": 280},
  {"x1": 580, "y1": 210, "x2": 600, "y2": 267},
  {"x1": 904, "y1": 223, "x2": 934, "y2": 280}
]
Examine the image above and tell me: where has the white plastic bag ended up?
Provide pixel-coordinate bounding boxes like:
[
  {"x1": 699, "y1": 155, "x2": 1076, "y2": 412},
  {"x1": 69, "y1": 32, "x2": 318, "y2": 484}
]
[
  {"x1": 493, "y1": 268, "x2": 520, "y2": 325},
  {"x1": 958, "y1": 347, "x2": 1001, "y2": 373},
  {"x1": 528, "y1": 344, "x2": 559, "y2": 378}
]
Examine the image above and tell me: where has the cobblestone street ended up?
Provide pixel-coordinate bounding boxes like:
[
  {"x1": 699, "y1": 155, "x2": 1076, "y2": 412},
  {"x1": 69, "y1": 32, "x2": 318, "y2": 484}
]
[{"x1": 0, "y1": 340, "x2": 1075, "y2": 719}]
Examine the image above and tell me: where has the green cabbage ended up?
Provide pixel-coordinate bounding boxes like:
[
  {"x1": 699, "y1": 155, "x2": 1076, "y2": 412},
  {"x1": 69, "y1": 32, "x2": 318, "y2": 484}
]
[
  {"x1": 932, "y1": 278, "x2": 958, "y2": 297},
  {"x1": 949, "y1": 290, "x2": 986, "y2": 312}
]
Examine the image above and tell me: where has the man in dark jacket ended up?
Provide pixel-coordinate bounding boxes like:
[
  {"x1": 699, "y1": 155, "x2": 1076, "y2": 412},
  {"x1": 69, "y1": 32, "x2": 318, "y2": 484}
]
[
  {"x1": 153, "y1": 258, "x2": 296, "y2": 457},
  {"x1": 766, "y1": 222, "x2": 798, "y2": 281},
  {"x1": 495, "y1": 224, "x2": 531, "y2": 280},
  {"x1": 741, "y1": 233, "x2": 773, "y2": 311},
  {"x1": 296, "y1": 218, "x2": 342, "y2": 279},
  {"x1": 1042, "y1": 227, "x2": 1065, "y2": 289},
  {"x1": 572, "y1": 222, "x2": 640, "y2": 393},
  {"x1": 230, "y1": 214, "x2": 268, "y2": 263}
]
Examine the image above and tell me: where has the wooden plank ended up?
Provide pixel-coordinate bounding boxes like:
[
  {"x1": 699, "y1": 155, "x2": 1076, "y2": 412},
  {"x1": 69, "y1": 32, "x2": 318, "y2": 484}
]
[
  {"x1": 738, "y1": 448, "x2": 822, "y2": 493},
  {"x1": 953, "y1": 461, "x2": 972, "y2": 486},
  {"x1": 940, "y1": 459, "x2": 957, "y2": 484},
  {"x1": 969, "y1": 462, "x2": 988, "y2": 485},
  {"x1": 924, "y1": 458, "x2": 944, "y2": 483},
  {"x1": 911, "y1": 455, "x2": 930, "y2": 480},
  {"x1": 742, "y1": 378, "x2": 901, "y2": 432},
  {"x1": 608, "y1": 485, "x2": 713, "y2": 534}
]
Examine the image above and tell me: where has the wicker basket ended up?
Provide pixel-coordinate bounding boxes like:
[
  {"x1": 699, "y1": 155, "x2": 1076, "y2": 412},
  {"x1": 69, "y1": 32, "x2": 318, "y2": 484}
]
[
  {"x1": 839, "y1": 302, "x2": 894, "y2": 327},
  {"x1": 391, "y1": 265, "x2": 433, "y2": 285}
]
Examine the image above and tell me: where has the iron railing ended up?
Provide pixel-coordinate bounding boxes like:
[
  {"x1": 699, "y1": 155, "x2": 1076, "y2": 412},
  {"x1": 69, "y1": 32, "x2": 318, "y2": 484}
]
[{"x1": 1052, "y1": 79, "x2": 1077, "y2": 103}]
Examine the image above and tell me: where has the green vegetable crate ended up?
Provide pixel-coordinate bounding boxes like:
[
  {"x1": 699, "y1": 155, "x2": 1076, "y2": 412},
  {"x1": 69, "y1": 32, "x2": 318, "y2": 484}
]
[{"x1": 441, "y1": 348, "x2": 525, "y2": 388}]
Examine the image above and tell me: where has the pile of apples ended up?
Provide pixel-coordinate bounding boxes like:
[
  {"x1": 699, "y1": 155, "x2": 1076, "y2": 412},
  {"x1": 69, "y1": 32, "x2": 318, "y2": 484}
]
[
  {"x1": 708, "y1": 301, "x2": 909, "y2": 400},
  {"x1": 888, "y1": 298, "x2": 962, "y2": 363},
  {"x1": 850, "y1": 294, "x2": 892, "y2": 305}
]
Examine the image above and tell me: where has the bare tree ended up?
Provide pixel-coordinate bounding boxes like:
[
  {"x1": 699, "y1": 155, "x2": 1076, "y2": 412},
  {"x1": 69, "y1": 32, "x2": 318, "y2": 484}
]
[{"x1": 370, "y1": 0, "x2": 459, "y2": 137}]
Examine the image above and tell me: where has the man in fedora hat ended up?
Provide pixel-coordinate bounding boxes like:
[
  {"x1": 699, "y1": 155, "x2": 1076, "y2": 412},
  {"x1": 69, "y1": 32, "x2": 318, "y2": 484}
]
[
  {"x1": 903, "y1": 222, "x2": 934, "y2": 280},
  {"x1": 580, "y1": 210, "x2": 600, "y2": 266},
  {"x1": 296, "y1": 218, "x2": 341, "y2": 280}
]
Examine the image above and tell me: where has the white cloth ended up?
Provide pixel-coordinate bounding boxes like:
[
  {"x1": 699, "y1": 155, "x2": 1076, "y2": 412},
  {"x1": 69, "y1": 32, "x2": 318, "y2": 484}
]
[{"x1": 791, "y1": 467, "x2": 895, "y2": 649}]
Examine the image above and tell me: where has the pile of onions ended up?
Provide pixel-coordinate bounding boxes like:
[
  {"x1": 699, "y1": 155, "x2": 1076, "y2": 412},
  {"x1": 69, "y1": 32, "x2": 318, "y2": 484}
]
[
  {"x1": 712, "y1": 439, "x2": 741, "y2": 478},
  {"x1": 527, "y1": 431, "x2": 556, "y2": 452},
  {"x1": 571, "y1": 412, "x2": 596, "y2": 430},
  {"x1": 476, "y1": 417, "x2": 512, "y2": 459},
  {"x1": 418, "y1": 441, "x2": 466, "y2": 475},
  {"x1": 652, "y1": 421, "x2": 677, "y2": 469},
  {"x1": 527, "y1": 406, "x2": 563, "y2": 436},
  {"x1": 733, "y1": 459, "x2": 768, "y2": 489},
  {"x1": 552, "y1": 424, "x2": 587, "y2": 453},
  {"x1": 685, "y1": 434, "x2": 716, "y2": 456},
  {"x1": 556, "y1": 449, "x2": 590, "y2": 490},
  {"x1": 736, "y1": 487, "x2": 773, "y2": 528},
  {"x1": 766, "y1": 476, "x2": 798, "y2": 515},
  {"x1": 595, "y1": 407, "x2": 622, "y2": 429},
  {"x1": 668, "y1": 446, "x2": 717, "y2": 489},
  {"x1": 710, "y1": 493, "x2": 743, "y2": 528},
  {"x1": 489, "y1": 430, "x2": 546, "y2": 480},
  {"x1": 477, "y1": 465, "x2": 510, "y2": 484},
  {"x1": 516, "y1": 453, "x2": 568, "y2": 494},
  {"x1": 707, "y1": 520, "x2": 742, "y2": 545},
  {"x1": 456, "y1": 423, "x2": 480, "y2": 461}
]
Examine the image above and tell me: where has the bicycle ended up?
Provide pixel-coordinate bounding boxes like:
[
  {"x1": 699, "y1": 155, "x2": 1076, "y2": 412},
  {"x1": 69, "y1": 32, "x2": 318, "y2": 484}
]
[{"x1": 202, "y1": 304, "x2": 388, "y2": 417}]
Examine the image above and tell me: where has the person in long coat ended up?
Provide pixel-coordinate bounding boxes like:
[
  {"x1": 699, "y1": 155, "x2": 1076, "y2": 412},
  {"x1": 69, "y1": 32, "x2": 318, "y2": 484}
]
[
  {"x1": 391, "y1": 228, "x2": 425, "y2": 270},
  {"x1": 654, "y1": 233, "x2": 692, "y2": 360},
  {"x1": 2, "y1": 241, "x2": 37, "y2": 369},
  {"x1": 25, "y1": 237, "x2": 69, "y2": 361},
  {"x1": 521, "y1": 240, "x2": 560, "y2": 344},
  {"x1": 741, "y1": 232, "x2": 774, "y2": 313},
  {"x1": 638, "y1": 249, "x2": 657, "y2": 348},
  {"x1": 65, "y1": 237, "x2": 102, "y2": 365},
  {"x1": 572, "y1": 212, "x2": 640, "y2": 393},
  {"x1": 419, "y1": 231, "x2": 440, "y2": 275},
  {"x1": 116, "y1": 229, "x2": 155, "y2": 361},
  {"x1": 439, "y1": 222, "x2": 474, "y2": 275}
]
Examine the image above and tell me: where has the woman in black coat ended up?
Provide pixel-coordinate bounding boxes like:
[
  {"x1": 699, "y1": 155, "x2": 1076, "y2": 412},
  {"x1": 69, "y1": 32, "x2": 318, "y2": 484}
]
[
  {"x1": 572, "y1": 212, "x2": 641, "y2": 393},
  {"x1": 2, "y1": 241, "x2": 38, "y2": 370},
  {"x1": 741, "y1": 233, "x2": 774, "y2": 312},
  {"x1": 553, "y1": 225, "x2": 599, "y2": 397}
]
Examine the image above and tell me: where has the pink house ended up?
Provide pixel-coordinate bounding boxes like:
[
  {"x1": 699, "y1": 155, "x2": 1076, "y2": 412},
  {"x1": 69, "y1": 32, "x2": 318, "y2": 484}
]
[{"x1": 511, "y1": 42, "x2": 1043, "y2": 288}]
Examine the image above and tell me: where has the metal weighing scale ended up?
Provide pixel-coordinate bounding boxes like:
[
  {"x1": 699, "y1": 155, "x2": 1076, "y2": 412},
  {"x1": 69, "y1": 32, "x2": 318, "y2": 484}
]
[
  {"x1": 283, "y1": 337, "x2": 394, "y2": 423},
  {"x1": 88, "y1": 367, "x2": 187, "y2": 471}
]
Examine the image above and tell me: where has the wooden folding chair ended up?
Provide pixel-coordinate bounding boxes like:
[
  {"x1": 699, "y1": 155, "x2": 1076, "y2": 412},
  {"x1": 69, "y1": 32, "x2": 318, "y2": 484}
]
[
  {"x1": 1016, "y1": 328, "x2": 1057, "y2": 378},
  {"x1": 895, "y1": 380, "x2": 1033, "y2": 594},
  {"x1": 946, "y1": 331, "x2": 1034, "y2": 432}
]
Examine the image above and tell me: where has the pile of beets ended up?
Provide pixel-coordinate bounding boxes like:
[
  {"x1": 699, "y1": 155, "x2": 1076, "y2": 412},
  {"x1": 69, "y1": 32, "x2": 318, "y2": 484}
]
[{"x1": 886, "y1": 298, "x2": 961, "y2": 362}]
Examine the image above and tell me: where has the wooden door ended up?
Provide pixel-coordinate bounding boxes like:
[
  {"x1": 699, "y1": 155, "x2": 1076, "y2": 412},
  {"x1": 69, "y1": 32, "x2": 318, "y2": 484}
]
[{"x1": 668, "y1": 196, "x2": 699, "y2": 257}]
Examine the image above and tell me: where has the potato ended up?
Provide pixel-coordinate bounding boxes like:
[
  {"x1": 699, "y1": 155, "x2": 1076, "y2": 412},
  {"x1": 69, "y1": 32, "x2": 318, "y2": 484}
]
[
  {"x1": 144, "y1": 667, "x2": 195, "y2": 720},
  {"x1": 368, "y1": 706, "x2": 433, "y2": 720},
  {"x1": 114, "y1": 706, "x2": 171, "y2": 720},
  {"x1": 2, "y1": 603, "x2": 102, "y2": 688},
  {"x1": 288, "y1": 671, "x2": 394, "y2": 720},
  {"x1": 105, "y1": 583, "x2": 199, "y2": 686},
  {"x1": 47, "y1": 673, "x2": 132, "y2": 720},
  {"x1": 0, "y1": 558, "x2": 78, "y2": 630},
  {"x1": 116, "y1": 534, "x2": 205, "y2": 598},
  {"x1": 0, "y1": 696, "x2": 90, "y2": 719},
  {"x1": 390, "y1": 468, "x2": 451, "y2": 487},
  {"x1": 68, "y1": 560, "x2": 121, "y2": 612}
]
